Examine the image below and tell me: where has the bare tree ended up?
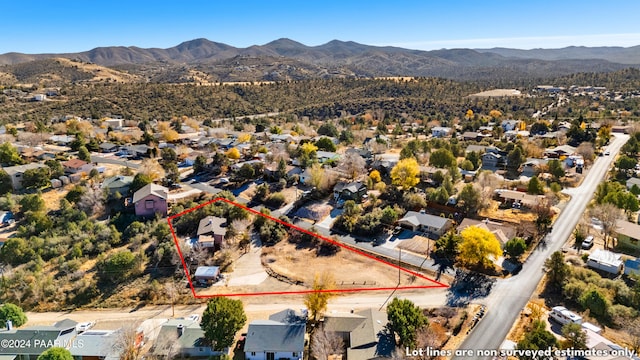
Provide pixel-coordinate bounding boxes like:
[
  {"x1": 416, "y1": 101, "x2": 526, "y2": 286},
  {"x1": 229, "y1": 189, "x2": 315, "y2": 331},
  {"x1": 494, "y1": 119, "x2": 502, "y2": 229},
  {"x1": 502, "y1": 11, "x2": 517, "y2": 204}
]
[
  {"x1": 114, "y1": 322, "x2": 144, "y2": 360},
  {"x1": 78, "y1": 186, "x2": 106, "y2": 217},
  {"x1": 575, "y1": 142, "x2": 595, "y2": 165},
  {"x1": 622, "y1": 318, "x2": 640, "y2": 353},
  {"x1": 477, "y1": 171, "x2": 501, "y2": 209},
  {"x1": 17, "y1": 132, "x2": 50, "y2": 147},
  {"x1": 338, "y1": 152, "x2": 367, "y2": 180},
  {"x1": 138, "y1": 159, "x2": 166, "y2": 182},
  {"x1": 311, "y1": 325, "x2": 345, "y2": 360},
  {"x1": 590, "y1": 203, "x2": 623, "y2": 249}
]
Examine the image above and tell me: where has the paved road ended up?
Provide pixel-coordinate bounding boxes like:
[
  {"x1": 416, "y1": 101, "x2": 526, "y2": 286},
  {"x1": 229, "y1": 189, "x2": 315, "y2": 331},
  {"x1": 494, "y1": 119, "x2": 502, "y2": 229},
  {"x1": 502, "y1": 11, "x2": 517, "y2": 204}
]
[
  {"x1": 453, "y1": 134, "x2": 629, "y2": 359},
  {"x1": 92, "y1": 154, "x2": 140, "y2": 169}
]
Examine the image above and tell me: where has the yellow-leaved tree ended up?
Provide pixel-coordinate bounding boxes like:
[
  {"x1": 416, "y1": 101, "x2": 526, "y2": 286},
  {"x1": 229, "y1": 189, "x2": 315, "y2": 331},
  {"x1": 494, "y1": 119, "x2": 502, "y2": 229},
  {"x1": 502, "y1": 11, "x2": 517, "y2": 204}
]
[
  {"x1": 458, "y1": 226, "x2": 502, "y2": 269},
  {"x1": 489, "y1": 109, "x2": 502, "y2": 119},
  {"x1": 226, "y1": 148, "x2": 241, "y2": 160},
  {"x1": 390, "y1": 158, "x2": 420, "y2": 190}
]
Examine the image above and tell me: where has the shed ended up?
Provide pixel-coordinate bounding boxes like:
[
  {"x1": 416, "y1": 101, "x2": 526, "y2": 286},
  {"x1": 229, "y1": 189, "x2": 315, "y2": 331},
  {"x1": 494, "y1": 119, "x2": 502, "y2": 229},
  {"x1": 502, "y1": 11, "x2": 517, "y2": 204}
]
[
  {"x1": 194, "y1": 266, "x2": 220, "y2": 284},
  {"x1": 50, "y1": 179, "x2": 62, "y2": 188},
  {"x1": 59, "y1": 176, "x2": 70, "y2": 185},
  {"x1": 587, "y1": 249, "x2": 623, "y2": 275}
]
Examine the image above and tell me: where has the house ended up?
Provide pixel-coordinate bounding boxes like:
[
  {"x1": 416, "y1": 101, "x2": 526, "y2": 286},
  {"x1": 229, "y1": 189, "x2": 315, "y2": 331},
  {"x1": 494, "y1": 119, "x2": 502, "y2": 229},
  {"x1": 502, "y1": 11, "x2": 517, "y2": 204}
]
[
  {"x1": 0, "y1": 319, "x2": 78, "y2": 360},
  {"x1": 615, "y1": 219, "x2": 640, "y2": 251},
  {"x1": 193, "y1": 266, "x2": 221, "y2": 285},
  {"x1": 99, "y1": 142, "x2": 119, "y2": 153},
  {"x1": 71, "y1": 330, "x2": 125, "y2": 360},
  {"x1": 431, "y1": 126, "x2": 452, "y2": 138},
  {"x1": 244, "y1": 310, "x2": 306, "y2": 360},
  {"x1": 316, "y1": 151, "x2": 340, "y2": 163},
  {"x1": 2, "y1": 163, "x2": 48, "y2": 190},
  {"x1": 501, "y1": 120, "x2": 519, "y2": 131},
  {"x1": 544, "y1": 145, "x2": 576, "y2": 159},
  {"x1": 62, "y1": 159, "x2": 93, "y2": 174},
  {"x1": 196, "y1": 216, "x2": 226, "y2": 248},
  {"x1": 103, "y1": 118, "x2": 124, "y2": 129},
  {"x1": 461, "y1": 131, "x2": 480, "y2": 141},
  {"x1": 458, "y1": 218, "x2": 517, "y2": 246},
  {"x1": 397, "y1": 211, "x2": 453, "y2": 236},
  {"x1": 322, "y1": 308, "x2": 394, "y2": 360},
  {"x1": 101, "y1": 175, "x2": 134, "y2": 197},
  {"x1": 587, "y1": 250, "x2": 624, "y2": 275},
  {"x1": 481, "y1": 152, "x2": 504, "y2": 168},
  {"x1": 264, "y1": 163, "x2": 302, "y2": 181},
  {"x1": 49, "y1": 134, "x2": 75, "y2": 146},
  {"x1": 152, "y1": 317, "x2": 225, "y2": 358},
  {"x1": 299, "y1": 168, "x2": 312, "y2": 185},
  {"x1": 133, "y1": 184, "x2": 168, "y2": 217},
  {"x1": 230, "y1": 159, "x2": 263, "y2": 172},
  {"x1": 121, "y1": 144, "x2": 150, "y2": 158},
  {"x1": 520, "y1": 158, "x2": 548, "y2": 178},
  {"x1": 625, "y1": 178, "x2": 640, "y2": 192},
  {"x1": 494, "y1": 189, "x2": 544, "y2": 208},
  {"x1": 333, "y1": 181, "x2": 367, "y2": 202}
]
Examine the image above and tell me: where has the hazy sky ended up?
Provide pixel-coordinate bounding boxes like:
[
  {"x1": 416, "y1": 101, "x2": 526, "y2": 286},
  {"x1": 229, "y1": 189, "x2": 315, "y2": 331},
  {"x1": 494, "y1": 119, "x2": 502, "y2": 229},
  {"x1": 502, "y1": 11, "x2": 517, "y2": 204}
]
[{"x1": 3, "y1": 0, "x2": 639, "y2": 54}]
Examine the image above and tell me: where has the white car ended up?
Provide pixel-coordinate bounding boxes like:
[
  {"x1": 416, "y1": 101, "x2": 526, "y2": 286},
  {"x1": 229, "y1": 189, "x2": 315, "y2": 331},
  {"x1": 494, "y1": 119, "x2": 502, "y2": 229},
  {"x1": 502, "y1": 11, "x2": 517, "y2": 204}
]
[
  {"x1": 76, "y1": 322, "x2": 95, "y2": 333},
  {"x1": 186, "y1": 314, "x2": 200, "y2": 322}
]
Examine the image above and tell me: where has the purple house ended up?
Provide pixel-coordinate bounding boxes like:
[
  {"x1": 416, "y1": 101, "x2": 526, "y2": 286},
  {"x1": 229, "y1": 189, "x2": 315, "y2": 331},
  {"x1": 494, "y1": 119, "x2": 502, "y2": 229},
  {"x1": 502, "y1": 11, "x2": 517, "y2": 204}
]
[{"x1": 133, "y1": 184, "x2": 168, "y2": 217}]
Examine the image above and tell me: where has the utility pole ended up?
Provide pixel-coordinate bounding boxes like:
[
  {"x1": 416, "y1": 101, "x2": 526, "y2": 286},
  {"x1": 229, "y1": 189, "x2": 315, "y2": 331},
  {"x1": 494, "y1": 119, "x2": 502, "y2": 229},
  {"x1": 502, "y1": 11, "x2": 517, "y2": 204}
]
[{"x1": 398, "y1": 248, "x2": 401, "y2": 286}]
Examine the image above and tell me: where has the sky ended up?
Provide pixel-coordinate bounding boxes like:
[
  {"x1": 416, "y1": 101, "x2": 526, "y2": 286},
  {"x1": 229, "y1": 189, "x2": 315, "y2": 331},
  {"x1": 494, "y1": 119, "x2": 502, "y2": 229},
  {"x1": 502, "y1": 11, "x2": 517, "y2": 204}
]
[{"x1": 2, "y1": 0, "x2": 640, "y2": 54}]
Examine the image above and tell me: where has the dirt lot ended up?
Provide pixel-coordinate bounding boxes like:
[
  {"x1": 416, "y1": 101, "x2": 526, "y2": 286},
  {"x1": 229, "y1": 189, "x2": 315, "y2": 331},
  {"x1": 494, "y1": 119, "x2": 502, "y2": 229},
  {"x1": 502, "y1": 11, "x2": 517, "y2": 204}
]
[
  {"x1": 260, "y1": 238, "x2": 436, "y2": 290},
  {"x1": 479, "y1": 200, "x2": 537, "y2": 223},
  {"x1": 469, "y1": 89, "x2": 523, "y2": 97}
]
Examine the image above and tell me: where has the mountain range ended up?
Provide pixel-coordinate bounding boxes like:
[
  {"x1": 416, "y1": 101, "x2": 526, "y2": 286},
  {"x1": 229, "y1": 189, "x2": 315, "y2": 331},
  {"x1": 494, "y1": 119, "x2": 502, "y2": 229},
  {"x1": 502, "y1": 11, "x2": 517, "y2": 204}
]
[{"x1": 1, "y1": 38, "x2": 639, "y2": 83}]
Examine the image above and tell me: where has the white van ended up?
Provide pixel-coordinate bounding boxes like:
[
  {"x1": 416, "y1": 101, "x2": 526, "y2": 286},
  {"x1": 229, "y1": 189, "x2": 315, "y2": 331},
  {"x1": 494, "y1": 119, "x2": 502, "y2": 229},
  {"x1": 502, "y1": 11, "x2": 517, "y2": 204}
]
[{"x1": 549, "y1": 306, "x2": 582, "y2": 325}]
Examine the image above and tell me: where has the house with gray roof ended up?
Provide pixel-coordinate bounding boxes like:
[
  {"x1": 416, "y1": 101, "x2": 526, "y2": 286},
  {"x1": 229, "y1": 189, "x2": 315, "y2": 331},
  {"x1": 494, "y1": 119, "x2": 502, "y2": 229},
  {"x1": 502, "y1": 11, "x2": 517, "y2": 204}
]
[
  {"x1": 2, "y1": 163, "x2": 48, "y2": 191},
  {"x1": 101, "y1": 175, "x2": 134, "y2": 197},
  {"x1": 98, "y1": 142, "x2": 118, "y2": 153},
  {"x1": 244, "y1": 318, "x2": 305, "y2": 360},
  {"x1": 133, "y1": 184, "x2": 168, "y2": 217},
  {"x1": 333, "y1": 181, "x2": 367, "y2": 202},
  {"x1": 0, "y1": 319, "x2": 78, "y2": 360},
  {"x1": 70, "y1": 330, "x2": 124, "y2": 360},
  {"x1": 196, "y1": 216, "x2": 226, "y2": 249},
  {"x1": 626, "y1": 177, "x2": 640, "y2": 191},
  {"x1": 152, "y1": 318, "x2": 225, "y2": 358},
  {"x1": 322, "y1": 308, "x2": 393, "y2": 360},
  {"x1": 397, "y1": 211, "x2": 453, "y2": 237}
]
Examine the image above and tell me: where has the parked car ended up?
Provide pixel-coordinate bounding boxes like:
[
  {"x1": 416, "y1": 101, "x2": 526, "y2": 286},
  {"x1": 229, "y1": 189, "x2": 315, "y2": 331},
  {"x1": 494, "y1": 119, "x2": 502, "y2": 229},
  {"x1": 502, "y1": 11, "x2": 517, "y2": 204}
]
[
  {"x1": 581, "y1": 235, "x2": 594, "y2": 249},
  {"x1": 76, "y1": 322, "x2": 95, "y2": 333}
]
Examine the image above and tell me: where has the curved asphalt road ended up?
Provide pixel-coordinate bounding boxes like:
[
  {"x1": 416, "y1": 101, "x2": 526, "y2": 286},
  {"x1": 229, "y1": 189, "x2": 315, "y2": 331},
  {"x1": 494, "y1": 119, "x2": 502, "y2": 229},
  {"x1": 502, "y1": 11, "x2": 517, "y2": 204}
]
[{"x1": 452, "y1": 134, "x2": 629, "y2": 360}]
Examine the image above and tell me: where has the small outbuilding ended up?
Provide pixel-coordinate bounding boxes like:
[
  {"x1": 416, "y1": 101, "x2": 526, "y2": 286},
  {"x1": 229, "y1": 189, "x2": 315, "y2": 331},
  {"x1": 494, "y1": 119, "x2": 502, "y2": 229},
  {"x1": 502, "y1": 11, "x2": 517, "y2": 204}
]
[
  {"x1": 194, "y1": 266, "x2": 220, "y2": 284},
  {"x1": 587, "y1": 249, "x2": 623, "y2": 275}
]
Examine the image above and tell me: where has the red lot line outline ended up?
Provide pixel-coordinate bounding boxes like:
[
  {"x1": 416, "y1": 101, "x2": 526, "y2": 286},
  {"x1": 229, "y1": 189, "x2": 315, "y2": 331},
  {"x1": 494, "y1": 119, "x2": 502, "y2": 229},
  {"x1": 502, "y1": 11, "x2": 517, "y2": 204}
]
[{"x1": 168, "y1": 197, "x2": 448, "y2": 298}]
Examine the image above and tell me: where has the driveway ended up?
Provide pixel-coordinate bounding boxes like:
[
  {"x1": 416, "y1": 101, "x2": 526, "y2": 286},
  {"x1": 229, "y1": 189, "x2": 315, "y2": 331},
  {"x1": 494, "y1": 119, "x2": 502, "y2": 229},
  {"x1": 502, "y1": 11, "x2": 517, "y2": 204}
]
[{"x1": 227, "y1": 234, "x2": 268, "y2": 286}]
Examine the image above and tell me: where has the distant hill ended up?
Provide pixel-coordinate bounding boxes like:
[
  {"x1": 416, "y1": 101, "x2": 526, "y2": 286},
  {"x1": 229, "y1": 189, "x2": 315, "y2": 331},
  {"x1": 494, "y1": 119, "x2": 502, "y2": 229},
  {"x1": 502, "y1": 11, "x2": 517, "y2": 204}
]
[
  {"x1": 0, "y1": 38, "x2": 638, "y2": 83},
  {"x1": 0, "y1": 58, "x2": 141, "y2": 86},
  {"x1": 476, "y1": 46, "x2": 640, "y2": 65}
]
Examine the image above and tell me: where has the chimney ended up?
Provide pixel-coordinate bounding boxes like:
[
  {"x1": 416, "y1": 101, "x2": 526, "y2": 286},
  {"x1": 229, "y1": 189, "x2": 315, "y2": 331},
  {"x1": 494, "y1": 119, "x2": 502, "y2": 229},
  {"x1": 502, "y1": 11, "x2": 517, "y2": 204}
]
[
  {"x1": 6, "y1": 320, "x2": 12, "y2": 331},
  {"x1": 177, "y1": 324, "x2": 184, "y2": 337}
]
